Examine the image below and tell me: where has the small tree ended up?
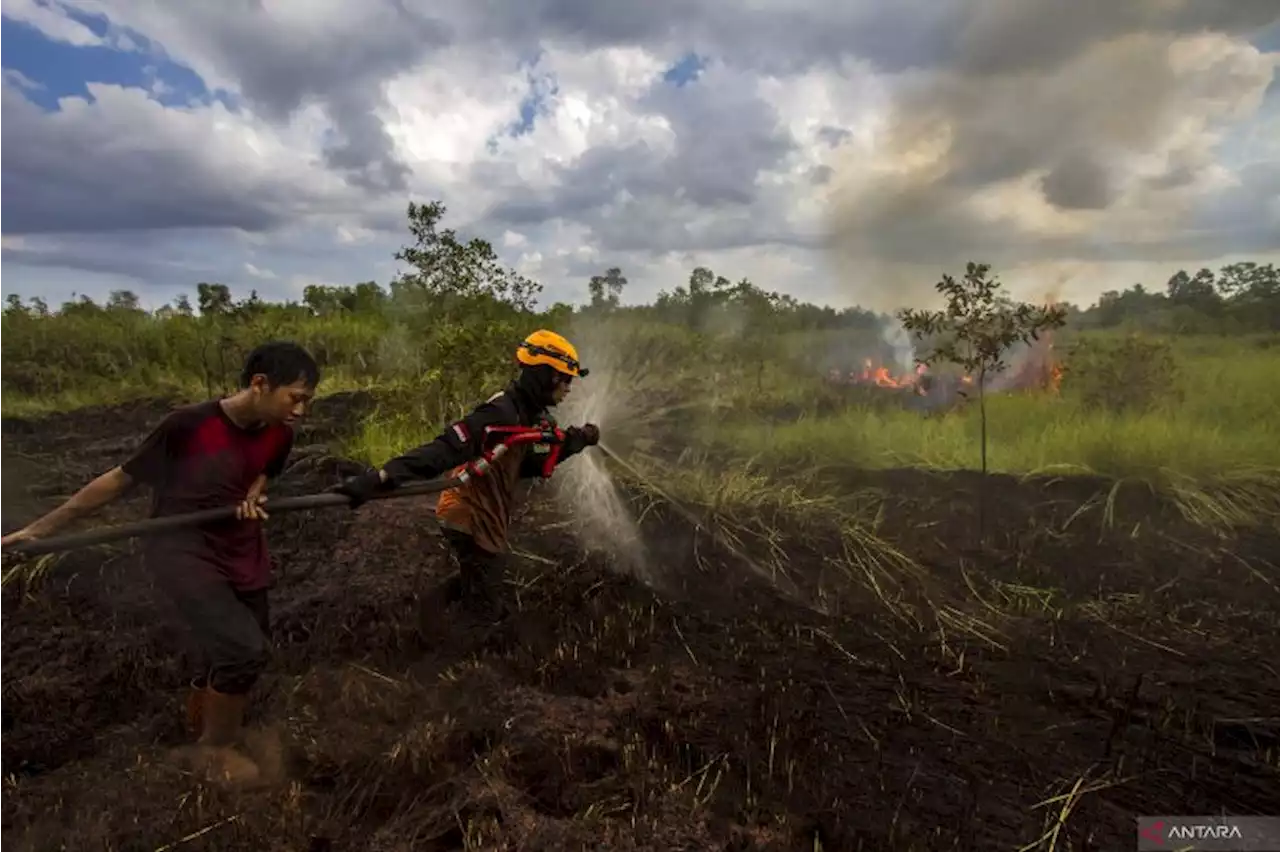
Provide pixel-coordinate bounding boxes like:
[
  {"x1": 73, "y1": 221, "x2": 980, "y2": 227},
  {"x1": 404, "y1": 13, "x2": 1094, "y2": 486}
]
[
  {"x1": 588, "y1": 267, "x2": 628, "y2": 311},
  {"x1": 898, "y1": 263, "x2": 1067, "y2": 536}
]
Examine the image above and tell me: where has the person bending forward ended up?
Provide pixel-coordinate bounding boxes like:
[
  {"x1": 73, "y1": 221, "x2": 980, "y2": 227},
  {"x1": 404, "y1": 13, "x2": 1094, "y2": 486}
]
[{"x1": 335, "y1": 330, "x2": 600, "y2": 622}]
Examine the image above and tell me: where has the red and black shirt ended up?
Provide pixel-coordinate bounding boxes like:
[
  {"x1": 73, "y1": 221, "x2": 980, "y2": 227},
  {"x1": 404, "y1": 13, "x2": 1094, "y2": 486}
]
[{"x1": 121, "y1": 400, "x2": 293, "y2": 591}]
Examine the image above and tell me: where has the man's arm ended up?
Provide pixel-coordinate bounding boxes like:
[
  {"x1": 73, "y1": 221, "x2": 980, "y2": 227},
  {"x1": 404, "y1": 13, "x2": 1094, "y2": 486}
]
[
  {"x1": 2, "y1": 408, "x2": 189, "y2": 546},
  {"x1": 1, "y1": 467, "x2": 135, "y2": 545},
  {"x1": 236, "y1": 473, "x2": 272, "y2": 521},
  {"x1": 237, "y1": 428, "x2": 293, "y2": 521}
]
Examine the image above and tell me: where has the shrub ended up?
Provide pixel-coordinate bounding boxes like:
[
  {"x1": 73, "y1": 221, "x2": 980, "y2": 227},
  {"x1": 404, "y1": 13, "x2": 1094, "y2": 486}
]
[{"x1": 1061, "y1": 333, "x2": 1181, "y2": 414}]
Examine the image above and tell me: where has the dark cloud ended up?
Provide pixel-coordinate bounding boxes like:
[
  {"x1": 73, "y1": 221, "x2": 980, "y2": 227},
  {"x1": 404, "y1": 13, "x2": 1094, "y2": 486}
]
[
  {"x1": 462, "y1": 0, "x2": 1277, "y2": 79},
  {"x1": 816, "y1": 126, "x2": 852, "y2": 149},
  {"x1": 1040, "y1": 153, "x2": 1115, "y2": 211},
  {"x1": 809, "y1": 165, "x2": 835, "y2": 186},
  {"x1": 586, "y1": 201, "x2": 817, "y2": 255},
  {"x1": 467, "y1": 0, "x2": 957, "y2": 76},
  {"x1": 950, "y1": 0, "x2": 1280, "y2": 76},
  {"x1": 639, "y1": 74, "x2": 795, "y2": 207},
  {"x1": 320, "y1": 89, "x2": 413, "y2": 193},
  {"x1": 0, "y1": 81, "x2": 285, "y2": 235},
  {"x1": 1, "y1": 240, "x2": 198, "y2": 283},
  {"x1": 1185, "y1": 161, "x2": 1280, "y2": 255},
  {"x1": 0, "y1": 229, "x2": 259, "y2": 299}
]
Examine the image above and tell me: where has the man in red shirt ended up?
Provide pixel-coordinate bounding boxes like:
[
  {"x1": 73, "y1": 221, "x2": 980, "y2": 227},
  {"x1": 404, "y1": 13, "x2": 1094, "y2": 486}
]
[{"x1": 2, "y1": 341, "x2": 319, "y2": 785}]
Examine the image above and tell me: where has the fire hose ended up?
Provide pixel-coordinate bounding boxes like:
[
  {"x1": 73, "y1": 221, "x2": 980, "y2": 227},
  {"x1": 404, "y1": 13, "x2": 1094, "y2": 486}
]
[
  {"x1": 4, "y1": 433, "x2": 813, "y2": 610},
  {"x1": 1, "y1": 477, "x2": 464, "y2": 557},
  {"x1": 1, "y1": 427, "x2": 557, "y2": 558}
]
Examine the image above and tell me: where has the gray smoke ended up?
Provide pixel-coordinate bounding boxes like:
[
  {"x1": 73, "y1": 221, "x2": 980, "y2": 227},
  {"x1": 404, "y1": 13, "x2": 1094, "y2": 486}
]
[{"x1": 824, "y1": 0, "x2": 1279, "y2": 312}]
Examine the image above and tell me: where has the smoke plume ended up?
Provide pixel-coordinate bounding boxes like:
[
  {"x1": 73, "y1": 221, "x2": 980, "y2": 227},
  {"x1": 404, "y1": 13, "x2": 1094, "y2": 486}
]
[{"x1": 823, "y1": 0, "x2": 1279, "y2": 313}]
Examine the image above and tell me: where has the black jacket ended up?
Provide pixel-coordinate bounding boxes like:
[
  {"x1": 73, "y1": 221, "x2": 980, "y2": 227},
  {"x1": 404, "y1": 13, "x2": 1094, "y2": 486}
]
[{"x1": 381, "y1": 367, "x2": 591, "y2": 487}]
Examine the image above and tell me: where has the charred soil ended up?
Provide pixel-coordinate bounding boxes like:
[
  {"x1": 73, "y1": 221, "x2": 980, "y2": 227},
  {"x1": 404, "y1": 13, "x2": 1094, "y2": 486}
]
[{"x1": 2, "y1": 395, "x2": 1278, "y2": 851}]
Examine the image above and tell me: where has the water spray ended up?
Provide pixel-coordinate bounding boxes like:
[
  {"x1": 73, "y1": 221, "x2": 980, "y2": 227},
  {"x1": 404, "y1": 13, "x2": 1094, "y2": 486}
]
[{"x1": 595, "y1": 442, "x2": 816, "y2": 612}]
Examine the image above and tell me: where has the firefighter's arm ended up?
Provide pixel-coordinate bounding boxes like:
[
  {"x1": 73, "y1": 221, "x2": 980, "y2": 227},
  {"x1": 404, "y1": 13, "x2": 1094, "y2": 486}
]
[
  {"x1": 386, "y1": 400, "x2": 519, "y2": 483},
  {"x1": 333, "y1": 396, "x2": 517, "y2": 506}
]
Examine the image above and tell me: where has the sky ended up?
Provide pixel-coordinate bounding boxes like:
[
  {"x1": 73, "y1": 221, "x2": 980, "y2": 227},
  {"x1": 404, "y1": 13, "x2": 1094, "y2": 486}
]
[{"x1": 2, "y1": 0, "x2": 1278, "y2": 314}]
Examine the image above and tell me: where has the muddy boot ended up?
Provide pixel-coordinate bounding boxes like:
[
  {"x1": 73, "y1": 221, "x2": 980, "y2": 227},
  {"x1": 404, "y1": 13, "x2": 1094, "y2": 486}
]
[
  {"x1": 184, "y1": 682, "x2": 208, "y2": 738},
  {"x1": 190, "y1": 689, "x2": 261, "y2": 787}
]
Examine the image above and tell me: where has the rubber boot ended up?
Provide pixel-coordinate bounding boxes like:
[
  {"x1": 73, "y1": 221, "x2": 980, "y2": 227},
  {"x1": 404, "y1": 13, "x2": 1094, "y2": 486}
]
[
  {"x1": 185, "y1": 682, "x2": 208, "y2": 738},
  {"x1": 193, "y1": 689, "x2": 261, "y2": 786}
]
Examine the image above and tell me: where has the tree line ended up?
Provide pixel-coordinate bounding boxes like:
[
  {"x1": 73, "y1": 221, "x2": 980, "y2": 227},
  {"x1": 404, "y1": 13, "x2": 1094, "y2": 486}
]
[{"x1": 3, "y1": 198, "x2": 1276, "y2": 414}]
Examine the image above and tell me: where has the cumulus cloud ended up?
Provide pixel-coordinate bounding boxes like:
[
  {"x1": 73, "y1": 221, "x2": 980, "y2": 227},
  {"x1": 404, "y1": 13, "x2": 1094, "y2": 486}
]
[
  {"x1": 0, "y1": 0, "x2": 1276, "y2": 310},
  {"x1": 0, "y1": 76, "x2": 364, "y2": 235},
  {"x1": 3, "y1": 0, "x2": 111, "y2": 47}
]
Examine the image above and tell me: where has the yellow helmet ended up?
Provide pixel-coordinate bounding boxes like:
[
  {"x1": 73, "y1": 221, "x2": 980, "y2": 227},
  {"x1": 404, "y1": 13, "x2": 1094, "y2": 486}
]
[{"x1": 516, "y1": 330, "x2": 588, "y2": 378}]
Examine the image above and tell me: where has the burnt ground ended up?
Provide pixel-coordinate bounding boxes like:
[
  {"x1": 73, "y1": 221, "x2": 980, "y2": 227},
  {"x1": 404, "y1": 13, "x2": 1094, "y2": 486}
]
[{"x1": 2, "y1": 395, "x2": 1278, "y2": 851}]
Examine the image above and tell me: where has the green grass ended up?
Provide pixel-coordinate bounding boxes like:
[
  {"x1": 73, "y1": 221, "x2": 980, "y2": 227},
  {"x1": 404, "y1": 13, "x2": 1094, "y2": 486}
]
[
  {"x1": 0, "y1": 372, "x2": 206, "y2": 417},
  {"x1": 10, "y1": 312, "x2": 1280, "y2": 511},
  {"x1": 0, "y1": 367, "x2": 388, "y2": 419},
  {"x1": 341, "y1": 407, "x2": 439, "y2": 468},
  {"x1": 714, "y1": 338, "x2": 1280, "y2": 484}
]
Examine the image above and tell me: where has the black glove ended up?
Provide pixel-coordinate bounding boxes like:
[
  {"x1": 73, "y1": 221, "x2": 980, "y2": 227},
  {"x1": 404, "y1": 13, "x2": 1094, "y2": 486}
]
[
  {"x1": 579, "y1": 423, "x2": 600, "y2": 446},
  {"x1": 332, "y1": 468, "x2": 390, "y2": 508}
]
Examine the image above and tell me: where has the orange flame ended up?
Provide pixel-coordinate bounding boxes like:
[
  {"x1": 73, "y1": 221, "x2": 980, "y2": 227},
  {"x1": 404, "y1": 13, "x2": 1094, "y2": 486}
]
[{"x1": 834, "y1": 340, "x2": 1062, "y2": 398}]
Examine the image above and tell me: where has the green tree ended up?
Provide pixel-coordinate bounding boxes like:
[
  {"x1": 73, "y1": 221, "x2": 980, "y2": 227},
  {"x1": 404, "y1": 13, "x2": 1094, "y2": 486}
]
[
  {"x1": 393, "y1": 200, "x2": 540, "y2": 312},
  {"x1": 196, "y1": 282, "x2": 233, "y2": 316},
  {"x1": 899, "y1": 262, "x2": 1067, "y2": 538},
  {"x1": 587, "y1": 267, "x2": 627, "y2": 311},
  {"x1": 106, "y1": 290, "x2": 142, "y2": 313},
  {"x1": 389, "y1": 200, "x2": 545, "y2": 420}
]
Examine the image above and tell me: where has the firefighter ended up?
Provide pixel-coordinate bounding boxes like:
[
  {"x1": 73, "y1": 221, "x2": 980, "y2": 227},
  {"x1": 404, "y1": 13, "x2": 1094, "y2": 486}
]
[{"x1": 334, "y1": 330, "x2": 601, "y2": 622}]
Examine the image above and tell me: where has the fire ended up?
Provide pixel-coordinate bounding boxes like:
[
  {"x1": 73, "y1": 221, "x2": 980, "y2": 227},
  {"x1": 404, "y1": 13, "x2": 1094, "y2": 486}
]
[
  {"x1": 827, "y1": 293, "x2": 1067, "y2": 402},
  {"x1": 1002, "y1": 294, "x2": 1066, "y2": 394},
  {"x1": 829, "y1": 339, "x2": 1062, "y2": 400},
  {"x1": 854, "y1": 358, "x2": 923, "y2": 389}
]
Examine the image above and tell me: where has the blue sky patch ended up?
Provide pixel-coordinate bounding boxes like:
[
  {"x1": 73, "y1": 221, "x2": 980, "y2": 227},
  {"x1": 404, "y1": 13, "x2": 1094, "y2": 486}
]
[
  {"x1": 1, "y1": 11, "x2": 228, "y2": 110},
  {"x1": 508, "y1": 70, "x2": 558, "y2": 138},
  {"x1": 1253, "y1": 20, "x2": 1280, "y2": 54},
  {"x1": 662, "y1": 53, "x2": 707, "y2": 87}
]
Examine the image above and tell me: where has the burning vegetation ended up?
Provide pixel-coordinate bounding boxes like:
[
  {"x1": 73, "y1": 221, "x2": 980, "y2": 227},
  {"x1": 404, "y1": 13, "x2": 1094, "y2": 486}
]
[
  {"x1": 827, "y1": 330, "x2": 1062, "y2": 405},
  {"x1": 828, "y1": 283, "x2": 1068, "y2": 409}
]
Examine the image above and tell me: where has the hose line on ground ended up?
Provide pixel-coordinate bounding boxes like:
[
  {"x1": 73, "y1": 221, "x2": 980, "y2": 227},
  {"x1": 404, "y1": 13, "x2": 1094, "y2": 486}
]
[
  {"x1": 0, "y1": 477, "x2": 463, "y2": 557},
  {"x1": 6, "y1": 444, "x2": 817, "y2": 611}
]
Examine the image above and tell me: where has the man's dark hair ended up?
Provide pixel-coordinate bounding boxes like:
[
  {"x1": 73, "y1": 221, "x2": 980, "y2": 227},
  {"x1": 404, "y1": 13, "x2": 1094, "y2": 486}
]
[{"x1": 239, "y1": 341, "x2": 321, "y2": 390}]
